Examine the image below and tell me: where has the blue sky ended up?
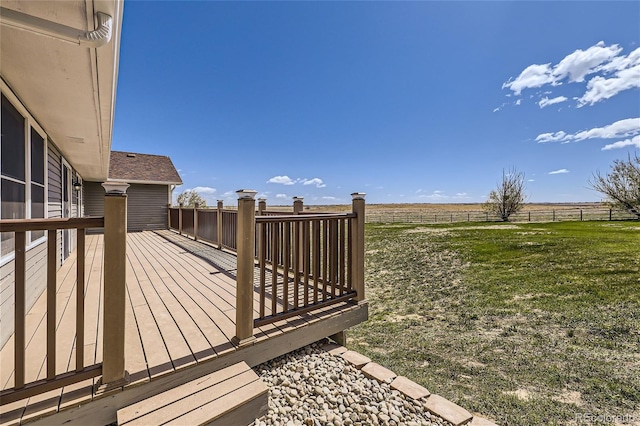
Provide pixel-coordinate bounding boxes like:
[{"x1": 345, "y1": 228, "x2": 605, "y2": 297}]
[{"x1": 112, "y1": 1, "x2": 640, "y2": 206}]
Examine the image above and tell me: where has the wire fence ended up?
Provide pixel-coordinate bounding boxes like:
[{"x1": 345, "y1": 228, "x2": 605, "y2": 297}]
[{"x1": 366, "y1": 208, "x2": 638, "y2": 224}]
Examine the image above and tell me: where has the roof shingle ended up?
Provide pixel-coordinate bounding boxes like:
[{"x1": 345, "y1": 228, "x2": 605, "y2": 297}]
[{"x1": 109, "y1": 151, "x2": 182, "y2": 184}]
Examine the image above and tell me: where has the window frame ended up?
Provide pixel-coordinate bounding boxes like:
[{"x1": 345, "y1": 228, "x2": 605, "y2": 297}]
[{"x1": 1, "y1": 83, "x2": 49, "y2": 266}]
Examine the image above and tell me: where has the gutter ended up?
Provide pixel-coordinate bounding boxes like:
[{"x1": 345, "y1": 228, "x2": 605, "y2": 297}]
[{"x1": 0, "y1": 7, "x2": 112, "y2": 48}]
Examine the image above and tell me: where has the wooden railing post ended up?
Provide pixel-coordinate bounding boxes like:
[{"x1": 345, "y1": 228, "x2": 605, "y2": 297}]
[
  {"x1": 233, "y1": 190, "x2": 257, "y2": 347},
  {"x1": 100, "y1": 182, "x2": 129, "y2": 388},
  {"x1": 258, "y1": 198, "x2": 267, "y2": 215},
  {"x1": 178, "y1": 202, "x2": 184, "y2": 235},
  {"x1": 293, "y1": 196, "x2": 303, "y2": 214},
  {"x1": 217, "y1": 200, "x2": 223, "y2": 248},
  {"x1": 193, "y1": 202, "x2": 199, "y2": 241},
  {"x1": 351, "y1": 193, "x2": 366, "y2": 302},
  {"x1": 167, "y1": 203, "x2": 172, "y2": 229}
]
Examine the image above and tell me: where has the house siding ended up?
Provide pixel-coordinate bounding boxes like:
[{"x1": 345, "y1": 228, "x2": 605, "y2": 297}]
[
  {"x1": 0, "y1": 139, "x2": 82, "y2": 349},
  {"x1": 85, "y1": 182, "x2": 169, "y2": 232}
]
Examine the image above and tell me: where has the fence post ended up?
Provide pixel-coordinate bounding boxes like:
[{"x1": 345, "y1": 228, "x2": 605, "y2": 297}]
[
  {"x1": 233, "y1": 189, "x2": 257, "y2": 347},
  {"x1": 293, "y1": 196, "x2": 304, "y2": 214},
  {"x1": 553, "y1": 210, "x2": 555, "y2": 221},
  {"x1": 609, "y1": 209, "x2": 612, "y2": 221},
  {"x1": 178, "y1": 202, "x2": 183, "y2": 235},
  {"x1": 258, "y1": 198, "x2": 267, "y2": 215},
  {"x1": 528, "y1": 211, "x2": 531, "y2": 222},
  {"x1": 217, "y1": 200, "x2": 223, "y2": 249},
  {"x1": 100, "y1": 182, "x2": 129, "y2": 389},
  {"x1": 167, "y1": 203, "x2": 172, "y2": 229},
  {"x1": 193, "y1": 202, "x2": 199, "y2": 241},
  {"x1": 580, "y1": 209, "x2": 583, "y2": 221},
  {"x1": 351, "y1": 193, "x2": 366, "y2": 302}
]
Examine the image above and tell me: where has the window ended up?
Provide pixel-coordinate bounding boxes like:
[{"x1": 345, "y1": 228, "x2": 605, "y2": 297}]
[{"x1": 1, "y1": 93, "x2": 47, "y2": 259}]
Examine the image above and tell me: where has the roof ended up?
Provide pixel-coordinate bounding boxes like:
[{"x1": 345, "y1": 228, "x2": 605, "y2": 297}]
[{"x1": 108, "y1": 151, "x2": 183, "y2": 185}]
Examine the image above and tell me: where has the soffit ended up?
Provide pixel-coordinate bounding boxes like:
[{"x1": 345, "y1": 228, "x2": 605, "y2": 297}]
[{"x1": 0, "y1": 0, "x2": 122, "y2": 181}]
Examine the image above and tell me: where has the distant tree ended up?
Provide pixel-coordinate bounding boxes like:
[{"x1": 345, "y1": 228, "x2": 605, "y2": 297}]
[
  {"x1": 589, "y1": 153, "x2": 640, "y2": 219},
  {"x1": 483, "y1": 168, "x2": 527, "y2": 221},
  {"x1": 176, "y1": 190, "x2": 207, "y2": 208}
]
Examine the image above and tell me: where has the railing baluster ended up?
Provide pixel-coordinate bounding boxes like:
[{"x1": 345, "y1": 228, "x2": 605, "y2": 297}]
[
  {"x1": 293, "y1": 221, "x2": 300, "y2": 309},
  {"x1": 47, "y1": 229, "x2": 57, "y2": 380},
  {"x1": 312, "y1": 221, "x2": 320, "y2": 304},
  {"x1": 339, "y1": 219, "x2": 346, "y2": 296},
  {"x1": 259, "y1": 222, "x2": 266, "y2": 319},
  {"x1": 322, "y1": 219, "x2": 328, "y2": 302},
  {"x1": 347, "y1": 218, "x2": 353, "y2": 292},
  {"x1": 76, "y1": 229, "x2": 85, "y2": 372},
  {"x1": 303, "y1": 221, "x2": 310, "y2": 307},
  {"x1": 271, "y1": 222, "x2": 278, "y2": 316},
  {"x1": 15, "y1": 231, "x2": 26, "y2": 389},
  {"x1": 330, "y1": 219, "x2": 338, "y2": 298},
  {"x1": 283, "y1": 222, "x2": 290, "y2": 313}
]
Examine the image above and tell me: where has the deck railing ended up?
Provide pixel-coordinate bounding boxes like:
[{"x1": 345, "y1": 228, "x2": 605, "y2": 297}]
[
  {"x1": 0, "y1": 217, "x2": 104, "y2": 404},
  {"x1": 168, "y1": 192, "x2": 366, "y2": 343},
  {"x1": 254, "y1": 213, "x2": 357, "y2": 327}
]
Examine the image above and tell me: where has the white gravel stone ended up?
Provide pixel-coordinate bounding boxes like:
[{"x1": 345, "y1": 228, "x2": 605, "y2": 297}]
[{"x1": 250, "y1": 342, "x2": 452, "y2": 426}]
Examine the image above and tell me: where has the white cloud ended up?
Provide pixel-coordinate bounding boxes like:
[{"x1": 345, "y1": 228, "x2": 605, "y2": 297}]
[
  {"x1": 602, "y1": 135, "x2": 640, "y2": 150},
  {"x1": 577, "y1": 63, "x2": 640, "y2": 106},
  {"x1": 267, "y1": 175, "x2": 295, "y2": 185},
  {"x1": 502, "y1": 63, "x2": 554, "y2": 95},
  {"x1": 301, "y1": 177, "x2": 326, "y2": 188},
  {"x1": 322, "y1": 196, "x2": 337, "y2": 200},
  {"x1": 538, "y1": 96, "x2": 567, "y2": 109},
  {"x1": 536, "y1": 131, "x2": 568, "y2": 143},
  {"x1": 528, "y1": 179, "x2": 535, "y2": 182},
  {"x1": 515, "y1": 99, "x2": 521, "y2": 106},
  {"x1": 276, "y1": 193, "x2": 288, "y2": 199},
  {"x1": 548, "y1": 169, "x2": 569, "y2": 175},
  {"x1": 536, "y1": 117, "x2": 640, "y2": 143},
  {"x1": 191, "y1": 186, "x2": 216, "y2": 194},
  {"x1": 553, "y1": 41, "x2": 623, "y2": 82},
  {"x1": 503, "y1": 42, "x2": 640, "y2": 105}
]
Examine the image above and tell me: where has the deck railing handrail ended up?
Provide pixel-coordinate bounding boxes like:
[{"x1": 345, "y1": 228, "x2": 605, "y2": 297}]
[
  {"x1": 0, "y1": 216, "x2": 105, "y2": 405},
  {"x1": 256, "y1": 213, "x2": 356, "y2": 222}
]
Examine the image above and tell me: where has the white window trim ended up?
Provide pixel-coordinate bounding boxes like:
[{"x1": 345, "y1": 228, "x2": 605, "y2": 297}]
[{"x1": 1, "y1": 82, "x2": 49, "y2": 266}]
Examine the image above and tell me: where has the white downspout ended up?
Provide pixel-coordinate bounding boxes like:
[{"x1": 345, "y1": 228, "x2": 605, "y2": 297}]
[{"x1": 0, "y1": 8, "x2": 112, "y2": 48}]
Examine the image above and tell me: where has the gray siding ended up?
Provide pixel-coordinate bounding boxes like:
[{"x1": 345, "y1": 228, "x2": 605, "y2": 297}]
[
  {"x1": 47, "y1": 141, "x2": 62, "y2": 268},
  {"x1": 84, "y1": 182, "x2": 169, "y2": 232},
  {"x1": 0, "y1": 242, "x2": 47, "y2": 349},
  {"x1": 1, "y1": 140, "x2": 83, "y2": 349}
]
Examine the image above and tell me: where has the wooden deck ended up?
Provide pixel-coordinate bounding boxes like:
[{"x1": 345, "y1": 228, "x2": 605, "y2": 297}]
[{"x1": 0, "y1": 231, "x2": 367, "y2": 426}]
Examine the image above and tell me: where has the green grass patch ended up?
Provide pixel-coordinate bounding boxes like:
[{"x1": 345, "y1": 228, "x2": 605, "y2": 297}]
[{"x1": 349, "y1": 221, "x2": 640, "y2": 425}]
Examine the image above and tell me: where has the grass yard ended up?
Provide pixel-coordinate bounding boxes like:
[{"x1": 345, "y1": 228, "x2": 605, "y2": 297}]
[{"x1": 349, "y1": 220, "x2": 640, "y2": 425}]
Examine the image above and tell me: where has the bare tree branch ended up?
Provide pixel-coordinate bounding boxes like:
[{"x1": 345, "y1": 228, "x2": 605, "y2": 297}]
[
  {"x1": 589, "y1": 153, "x2": 640, "y2": 219},
  {"x1": 483, "y1": 168, "x2": 527, "y2": 221},
  {"x1": 176, "y1": 190, "x2": 207, "y2": 208}
]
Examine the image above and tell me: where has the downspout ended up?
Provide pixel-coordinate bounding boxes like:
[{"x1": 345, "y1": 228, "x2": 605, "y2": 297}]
[{"x1": 0, "y1": 8, "x2": 112, "y2": 48}]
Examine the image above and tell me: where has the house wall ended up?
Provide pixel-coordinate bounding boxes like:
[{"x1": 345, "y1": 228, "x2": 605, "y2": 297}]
[
  {"x1": 84, "y1": 182, "x2": 169, "y2": 232},
  {"x1": 0, "y1": 88, "x2": 82, "y2": 349}
]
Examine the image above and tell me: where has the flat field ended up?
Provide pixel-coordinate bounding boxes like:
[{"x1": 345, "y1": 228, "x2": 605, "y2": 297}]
[{"x1": 349, "y1": 220, "x2": 639, "y2": 425}]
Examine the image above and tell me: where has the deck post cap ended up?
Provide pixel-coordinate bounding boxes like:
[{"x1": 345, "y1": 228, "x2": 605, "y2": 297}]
[
  {"x1": 293, "y1": 196, "x2": 304, "y2": 201},
  {"x1": 236, "y1": 189, "x2": 258, "y2": 200},
  {"x1": 102, "y1": 181, "x2": 129, "y2": 195},
  {"x1": 351, "y1": 192, "x2": 366, "y2": 200},
  {"x1": 258, "y1": 198, "x2": 267, "y2": 202}
]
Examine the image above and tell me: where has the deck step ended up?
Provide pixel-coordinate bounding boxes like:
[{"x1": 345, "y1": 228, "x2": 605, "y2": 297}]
[{"x1": 116, "y1": 361, "x2": 268, "y2": 426}]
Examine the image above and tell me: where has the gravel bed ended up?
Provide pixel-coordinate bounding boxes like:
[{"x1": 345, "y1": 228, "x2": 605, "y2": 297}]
[{"x1": 251, "y1": 341, "x2": 452, "y2": 426}]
